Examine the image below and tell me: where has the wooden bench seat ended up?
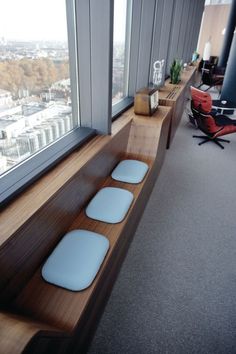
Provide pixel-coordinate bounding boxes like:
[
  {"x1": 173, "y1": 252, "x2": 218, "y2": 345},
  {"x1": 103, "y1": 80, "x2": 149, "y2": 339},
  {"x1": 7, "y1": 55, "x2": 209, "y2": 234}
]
[
  {"x1": 0, "y1": 106, "x2": 171, "y2": 354},
  {"x1": 13, "y1": 154, "x2": 153, "y2": 331}
]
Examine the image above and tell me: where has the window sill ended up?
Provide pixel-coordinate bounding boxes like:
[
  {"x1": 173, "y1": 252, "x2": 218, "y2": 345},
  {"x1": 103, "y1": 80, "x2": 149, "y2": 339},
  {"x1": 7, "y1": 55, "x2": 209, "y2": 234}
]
[
  {"x1": 112, "y1": 96, "x2": 134, "y2": 120},
  {"x1": 0, "y1": 127, "x2": 96, "y2": 207},
  {"x1": 0, "y1": 113, "x2": 133, "y2": 248}
]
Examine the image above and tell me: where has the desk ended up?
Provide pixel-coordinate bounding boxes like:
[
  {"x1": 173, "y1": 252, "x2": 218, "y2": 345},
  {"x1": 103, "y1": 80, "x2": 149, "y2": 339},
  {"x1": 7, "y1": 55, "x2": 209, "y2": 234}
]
[{"x1": 212, "y1": 100, "x2": 236, "y2": 114}]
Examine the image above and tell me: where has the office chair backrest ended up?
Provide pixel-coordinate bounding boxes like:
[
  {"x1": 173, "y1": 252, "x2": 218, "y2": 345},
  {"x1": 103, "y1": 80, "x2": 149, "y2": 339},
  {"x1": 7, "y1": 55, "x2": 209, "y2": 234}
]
[
  {"x1": 190, "y1": 87, "x2": 224, "y2": 135},
  {"x1": 201, "y1": 62, "x2": 215, "y2": 86},
  {"x1": 209, "y1": 56, "x2": 218, "y2": 66},
  {"x1": 190, "y1": 86, "x2": 212, "y2": 113}
]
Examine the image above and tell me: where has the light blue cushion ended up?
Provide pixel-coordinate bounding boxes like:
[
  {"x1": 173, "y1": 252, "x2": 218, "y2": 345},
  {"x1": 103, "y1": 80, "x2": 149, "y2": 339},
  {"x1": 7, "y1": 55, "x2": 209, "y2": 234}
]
[
  {"x1": 111, "y1": 160, "x2": 149, "y2": 184},
  {"x1": 41, "y1": 229, "x2": 109, "y2": 291},
  {"x1": 86, "y1": 187, "x2": 134, "y2": 223}
]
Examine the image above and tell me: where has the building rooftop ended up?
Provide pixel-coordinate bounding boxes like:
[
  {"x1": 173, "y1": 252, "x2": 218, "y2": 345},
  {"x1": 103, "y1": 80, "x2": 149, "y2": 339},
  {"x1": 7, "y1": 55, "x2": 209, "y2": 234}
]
[
  {"x1": 0, "y1": 89, "x2": 11, "y2": 96},
  {"x1": 22, "y1": 105, "x2": 44, "y2": 117},
  {"x1": 0, "y1": 119, "x2": 17, "y2": 128}
]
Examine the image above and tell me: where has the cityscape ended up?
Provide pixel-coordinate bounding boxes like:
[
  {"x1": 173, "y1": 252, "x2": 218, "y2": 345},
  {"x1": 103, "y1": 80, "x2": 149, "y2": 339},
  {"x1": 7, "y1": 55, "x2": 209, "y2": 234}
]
[
  {"x1": 0, "y1": 37, "x2": 126, "y2": 175},
  {"x1": 112, "y1": 42, "x2": 127, "y2": 104}
]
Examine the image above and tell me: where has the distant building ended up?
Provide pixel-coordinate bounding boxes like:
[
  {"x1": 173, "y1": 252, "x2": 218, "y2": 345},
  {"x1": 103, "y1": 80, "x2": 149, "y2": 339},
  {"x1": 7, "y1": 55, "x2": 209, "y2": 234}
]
[
  {"x1": 0, "y1": 117, "x2": 25, "y2": 139},
  {"x1": 18, "y1": 89, "x2": 29, "y2": 99},
  {"x1": 52, "y1": 79, "x2": 70, "y2": 91},
  {"x1": 0, "y1": 137, "x2": 30, "y2": 171},
  {"x1": 0, "y1": 89, "x2": 13, "y2": 107},
  {"x1": 0, "y1": 37, "x2": 7, "y2": 46},
  {"x1": 40, "y1": 89, "x2": 55, "y2": 102},
  {"x1": 0, "y1": 99, "x2": 72, "y2": 173},
  {"x1": 0, "y1": 154, "x2": 7, "y2": 174},
  {"x1": 0, "y1": 105, "x2": 22, "y2": 119}
]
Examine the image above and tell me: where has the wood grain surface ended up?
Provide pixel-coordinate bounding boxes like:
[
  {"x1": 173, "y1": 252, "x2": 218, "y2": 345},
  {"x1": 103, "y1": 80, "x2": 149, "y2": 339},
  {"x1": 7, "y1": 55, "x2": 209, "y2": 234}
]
[
  {"x1": 13, "y1": 107, "x2": 171, "y2": 331},
  {"x1": 0, "y1": 116, "x2": 131, "y2": 304},
  {"x1": 0, "y1": 106, "x2": 171, "y2": 353},
  {"x1": 127, "y1": 106, "x2": 171, "y2": 158},
  {"x1": 0, "y1": 312, "x2": 68, "y2": 354},
  {"x1": 158, "y1": 66, "x2": 196, "y2": 147}
]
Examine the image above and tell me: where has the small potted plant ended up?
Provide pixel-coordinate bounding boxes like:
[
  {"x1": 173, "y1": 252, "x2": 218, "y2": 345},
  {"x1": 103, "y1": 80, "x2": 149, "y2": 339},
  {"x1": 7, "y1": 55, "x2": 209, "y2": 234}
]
[
  {"x1": 191, "y1": 50, "x2": 199, "y2": 63},
  {"x1": 170, "y1": 59, "x2": 182, "y2": 84}
]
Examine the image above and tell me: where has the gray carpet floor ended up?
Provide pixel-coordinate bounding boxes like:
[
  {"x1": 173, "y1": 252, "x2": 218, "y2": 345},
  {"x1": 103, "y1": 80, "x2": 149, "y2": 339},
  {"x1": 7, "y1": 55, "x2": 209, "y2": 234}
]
[{"x1": 88, "y1": 97, "x2": 236, "y2": 354}]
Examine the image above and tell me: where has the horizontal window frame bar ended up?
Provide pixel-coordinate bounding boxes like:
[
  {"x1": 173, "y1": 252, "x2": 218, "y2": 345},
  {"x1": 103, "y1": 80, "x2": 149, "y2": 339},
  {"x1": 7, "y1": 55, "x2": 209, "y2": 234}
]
[
  {"x1": 112, "y1": 96, "x2": 134, "y2": 121},
  {"x1": 0, "y1": 127, "x2": 95, "y2": 207}
]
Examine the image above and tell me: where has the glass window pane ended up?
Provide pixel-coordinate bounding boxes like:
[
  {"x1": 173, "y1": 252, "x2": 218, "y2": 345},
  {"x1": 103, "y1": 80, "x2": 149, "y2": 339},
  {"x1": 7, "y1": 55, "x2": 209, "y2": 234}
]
[
  {"x1": 112, "y1": 0, "x2": 130, "y2": 105},
  {"x1": 0, "y1": 0, "x2": 77, "y2": 175}
]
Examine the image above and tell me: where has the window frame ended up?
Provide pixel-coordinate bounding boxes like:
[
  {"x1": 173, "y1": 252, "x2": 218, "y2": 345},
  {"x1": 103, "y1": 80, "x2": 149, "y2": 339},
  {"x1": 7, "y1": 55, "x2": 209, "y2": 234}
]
[
  {"x1": 66, "y1": 0, "x2": 80, "y2": 127},
  {"x1": 0, "y1": 0, "x2": 94, "y2": 206},
  {"x1": 112, "y1": 0, "x2": 134, "y2": 119},
  {"x1": 0, "y1": 127, "x2": 95, "y2": 206},
  {"x1": 112, "y1": 96, "x2": 133, "y2": 120},
  {"x1": 0, "y1": 0, "x2": 139, "y2": 207}
]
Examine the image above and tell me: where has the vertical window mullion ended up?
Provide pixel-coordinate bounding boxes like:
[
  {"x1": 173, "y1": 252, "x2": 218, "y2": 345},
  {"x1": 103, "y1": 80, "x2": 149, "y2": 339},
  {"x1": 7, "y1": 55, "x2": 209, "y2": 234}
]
[
  {"x1": 66, "y1": 0, "x2": 80, "y2": 126},
  {"x1": 90, "y1": 0, "x2": 113, "y2": 134},
  {"x1": 112, "y1": 0, "x2": 133, "y2": 116},
  {"x1": 123, "y1": 0, "x2": 133, "y2": 96}
]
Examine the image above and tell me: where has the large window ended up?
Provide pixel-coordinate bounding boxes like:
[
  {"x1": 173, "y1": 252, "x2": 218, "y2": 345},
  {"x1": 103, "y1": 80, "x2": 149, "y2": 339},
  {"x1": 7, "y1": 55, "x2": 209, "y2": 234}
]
[
  {"x1": 112, "y1": 0, "x2": 132, "y2": 107},
  {"x1": 0, "y1": 0, "x2": 134, "y2": 205},
  {"x1": 0, "y1": 0, "x2": 78, "y2": 176}
]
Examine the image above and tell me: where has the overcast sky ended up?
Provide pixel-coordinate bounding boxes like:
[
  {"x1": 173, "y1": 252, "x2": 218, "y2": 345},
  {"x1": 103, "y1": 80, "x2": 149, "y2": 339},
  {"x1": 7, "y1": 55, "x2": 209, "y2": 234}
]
[
  {"x1": 0, "y1": 0, "x2": 127, "y2": 42},
  {"x1": 114, "y1": 0, "x2": 127, "y2": 43},
  {"x1": 0, "y1": 0, "x2": 70, "y2": 41}
]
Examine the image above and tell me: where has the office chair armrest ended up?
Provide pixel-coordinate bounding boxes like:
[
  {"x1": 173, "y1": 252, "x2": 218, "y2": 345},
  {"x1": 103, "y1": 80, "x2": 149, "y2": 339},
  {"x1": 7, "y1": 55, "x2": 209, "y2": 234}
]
[
  {"x1": 215, "y1": 115, "x2": 236, "y2": 126},
  {"x1": 201, "y1": 68, "x2": 210, "y2": 73}
]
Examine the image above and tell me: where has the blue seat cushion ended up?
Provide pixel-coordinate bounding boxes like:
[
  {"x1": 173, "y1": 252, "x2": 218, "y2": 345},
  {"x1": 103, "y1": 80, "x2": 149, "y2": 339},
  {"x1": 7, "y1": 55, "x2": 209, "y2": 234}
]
[
  {"x1": 41, "y1": 229, "x2": 109, "y2": 291},
  {"x1": 86, "y1": 187, "x2": 134, "y2": 223},
  {"x1": 111, "y1": 159, "x2": 149, "y2": 184}
]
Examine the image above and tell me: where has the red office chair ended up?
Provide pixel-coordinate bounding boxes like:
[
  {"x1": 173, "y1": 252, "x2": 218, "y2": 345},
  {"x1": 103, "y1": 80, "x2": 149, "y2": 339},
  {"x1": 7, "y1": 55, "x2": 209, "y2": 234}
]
[{"x1": 190, "y1": 87, "x2": 236, "y2": 149}]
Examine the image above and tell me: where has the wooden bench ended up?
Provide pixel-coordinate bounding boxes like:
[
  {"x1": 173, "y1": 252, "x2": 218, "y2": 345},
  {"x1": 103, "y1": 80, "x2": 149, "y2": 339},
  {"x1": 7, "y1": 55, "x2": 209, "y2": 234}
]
[{"x1": 0, "y1": 107, "x2": 171, "y2": 354}]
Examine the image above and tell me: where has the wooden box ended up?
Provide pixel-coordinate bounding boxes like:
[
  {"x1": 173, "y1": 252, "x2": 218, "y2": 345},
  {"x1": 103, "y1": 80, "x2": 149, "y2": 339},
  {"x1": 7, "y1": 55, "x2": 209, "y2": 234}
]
[{"x1": 134, "y1": 87, "x2": 159, "y2": 116}]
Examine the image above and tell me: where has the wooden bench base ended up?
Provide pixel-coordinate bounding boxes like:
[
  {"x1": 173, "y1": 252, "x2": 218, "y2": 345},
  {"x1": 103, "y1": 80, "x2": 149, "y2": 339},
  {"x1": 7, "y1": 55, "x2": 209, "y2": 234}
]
[{"x1": 0, "y1": 107, "x2": 171, "y2": 354}]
